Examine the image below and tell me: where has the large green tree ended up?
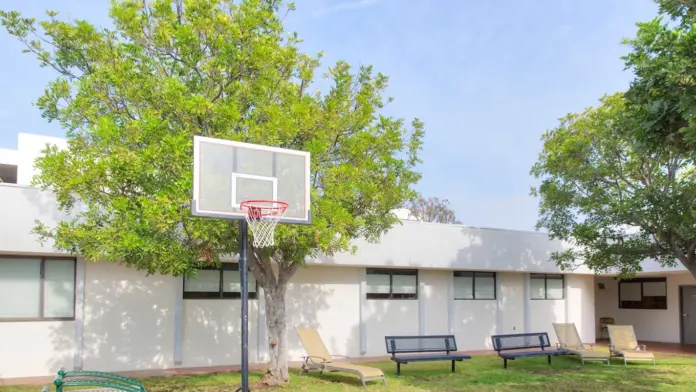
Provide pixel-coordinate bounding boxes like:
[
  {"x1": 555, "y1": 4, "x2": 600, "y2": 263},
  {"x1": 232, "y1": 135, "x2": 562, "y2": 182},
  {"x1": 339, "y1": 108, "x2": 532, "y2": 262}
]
[
  {"x1": 531, "y1": 93, "x2": 696, "y2": 278},
  {"x1": 622, "y1": 0, "x2": 696, "y2": 152},
  {"x1": 531, "y1": 0, "x2": 696, "y2": 279},
  {"x1": 0, "y1": 0, "x2": 424, "y2": 386}
]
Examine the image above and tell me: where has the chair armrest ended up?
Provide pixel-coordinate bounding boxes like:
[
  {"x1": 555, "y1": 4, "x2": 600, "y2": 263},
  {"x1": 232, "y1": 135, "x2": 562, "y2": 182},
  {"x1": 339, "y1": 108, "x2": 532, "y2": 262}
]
[
  {"x1": 637, "y1": 345, "x2": 647, "y2": 351},
  {"x1": 609, "y1": 344, "x2": 617, "y2": 352},
  {"x1": 556, "y1": 343, "x2": 567, "y2": 349},
  {"x1": 303, "y1": 355, "x2": 330, "y2": 364},
  {"x1": 331, "y1": 355, "x2": 350, "y2": 360},
  {"x1": 582, "y1": 343, "x2": 595, "y2": 350}
]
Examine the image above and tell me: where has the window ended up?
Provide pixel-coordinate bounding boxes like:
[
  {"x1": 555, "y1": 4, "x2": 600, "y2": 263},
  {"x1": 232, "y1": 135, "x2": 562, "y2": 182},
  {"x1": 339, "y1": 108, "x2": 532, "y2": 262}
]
[
  {"x1": 0, "y1": 256, "x2": 76, "y2": 321},
  {"x1": 0, "y1": 164, "x2": 17, "y2": 184},
  {"x1": 530, "y1": 274, "x2": 564, "y2": 300},
  {"x1": 366, "y1": 268, "x2": 418, "y2": 299},
  {"x1": 183, "y1": 263, "x2": 257, "y2": 299},
  {"x1": 619, "y1": 277, "x2": 667, "y2": 309},
  {"x1": 454, "y1": 271, "x2": 496, "y2": 300}
]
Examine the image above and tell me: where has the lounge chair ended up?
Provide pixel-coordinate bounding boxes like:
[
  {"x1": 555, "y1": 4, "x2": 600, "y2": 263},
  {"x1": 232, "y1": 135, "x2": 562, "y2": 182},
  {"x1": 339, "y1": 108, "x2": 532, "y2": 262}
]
[
  {"x1": 552, "y1": 323, "x2": 610, "y2": 365},
  {"x1": 294, "y1": 326, "x2": 387, "y2": 388},
  {"x1": 607, "y1": 325, "x2": 656, "y2": 365}
]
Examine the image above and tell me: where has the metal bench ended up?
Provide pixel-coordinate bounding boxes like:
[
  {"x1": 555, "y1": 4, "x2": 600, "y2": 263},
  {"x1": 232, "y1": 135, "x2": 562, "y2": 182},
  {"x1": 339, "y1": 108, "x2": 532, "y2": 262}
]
[
  {"x1": 43, "y1": 368, "x2": 147, "y2": 392},
  {"x1": 385, "y1": 335, "x2": 472, "y2": 375},
  {"x1": 491, "y1": 332, "x2": 568, "y2": 369}
]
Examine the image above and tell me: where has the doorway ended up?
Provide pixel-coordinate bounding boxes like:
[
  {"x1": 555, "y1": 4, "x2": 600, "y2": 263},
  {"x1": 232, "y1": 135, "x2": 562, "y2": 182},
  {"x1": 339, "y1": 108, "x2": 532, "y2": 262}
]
[{"x1": 680, "y1": 286, "x2": 696, "y2": 344}]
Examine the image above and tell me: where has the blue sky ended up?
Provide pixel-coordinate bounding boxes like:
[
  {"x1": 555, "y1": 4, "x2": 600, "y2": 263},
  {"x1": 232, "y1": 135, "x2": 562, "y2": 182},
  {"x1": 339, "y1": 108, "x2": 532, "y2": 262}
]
[{"x1": 0, "y1": 0, "x2": 659, "y2": 230}]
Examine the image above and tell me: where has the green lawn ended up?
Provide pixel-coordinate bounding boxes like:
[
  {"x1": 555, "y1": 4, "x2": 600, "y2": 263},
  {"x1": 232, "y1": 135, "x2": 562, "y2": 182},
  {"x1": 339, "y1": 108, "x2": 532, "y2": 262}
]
[{"x1": 5, "y1": 353, "x2": 696, "y2": 392}]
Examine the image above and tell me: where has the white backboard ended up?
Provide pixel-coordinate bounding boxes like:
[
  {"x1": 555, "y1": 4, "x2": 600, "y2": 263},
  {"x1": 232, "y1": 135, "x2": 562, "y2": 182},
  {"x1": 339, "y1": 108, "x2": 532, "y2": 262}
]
[{"x1": 192, "y1": 136, "x2": 311, "y2": 224}]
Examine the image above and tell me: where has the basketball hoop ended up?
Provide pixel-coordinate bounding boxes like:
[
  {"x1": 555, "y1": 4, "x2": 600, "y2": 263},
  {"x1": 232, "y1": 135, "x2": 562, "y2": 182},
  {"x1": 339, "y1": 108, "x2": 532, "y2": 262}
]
[{"x1": 240, "y1": 200, "x2": 288, "y2": 248}]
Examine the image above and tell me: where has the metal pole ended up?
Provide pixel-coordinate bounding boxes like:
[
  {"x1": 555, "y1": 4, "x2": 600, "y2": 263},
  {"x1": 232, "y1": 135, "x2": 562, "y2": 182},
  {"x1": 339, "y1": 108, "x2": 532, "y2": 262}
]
[{"x1": 238, "y1": 219, "x2": 250, "y2": 392}]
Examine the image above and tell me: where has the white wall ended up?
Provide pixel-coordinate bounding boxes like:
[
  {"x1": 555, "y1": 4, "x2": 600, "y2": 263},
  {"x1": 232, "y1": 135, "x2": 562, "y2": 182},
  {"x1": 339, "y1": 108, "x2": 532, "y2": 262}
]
[
  {"x1": 363, "y1": 300, "x2": 419, "y2": 357},
  {"x1": 285, "y1": 266, "x2": 363, "y2": 360},
  {"x1": 16, "y1": 133, "x2": 67, "y2": 186},
  {"x1": 0, "y1": 148, "x2": 19, "y2": 166},
  {"x1": 182, "y1": 300, "x2": 259, "y2": 367},
  {"x1": 595, "y1": 272, "x2": 696, "y2": 343},
  {"x1": 498, "y1": 272, "x2": 525, "y2": 335},
  {"x1": 0, "y1": 321, "x2": 74, "y2": 378},
  {"x1": 0, "y1": 185, "x2": 74, "y2": 255},
  {"x1": 81, "y1": 261, "x2": 177, "y2": 372},
  {"x1": 566, "y1": 274, "x2": 596, "y2": 343},
  {"x1": 315, "y1": 220, "x2": 594, "y2": 274},
  {"x1": 420, "y1": 270, "x2": 450, "y2": 337},
  {"x1": 0, "y1": 260, "x2": 605, "y2": 380},
  {"x1": 453, "y1": 301, "x2": 497, "y2": 350}
]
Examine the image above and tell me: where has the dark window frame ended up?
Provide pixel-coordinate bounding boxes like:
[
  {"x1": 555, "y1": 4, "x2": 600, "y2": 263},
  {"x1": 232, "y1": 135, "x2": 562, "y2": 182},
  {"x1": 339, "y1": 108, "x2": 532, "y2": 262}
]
[
  {"x1": 366, "y1": 268, "x2": 418, "y2": 300},
  {"x1": 530, "y1": 273, "x2": 565, "y2": 300},
  {"x1": 453, "y1": 271, "x2": 497, "y2": 300},
  {"x1": 619, "y1": 277, "x2": 667, "y2": 310},
  {"x1": 183, "y1": 263, "x2": 258, "y2": 300},
  {"x1": 0, "y1": 255, "x2": 77, "y2": 322}
]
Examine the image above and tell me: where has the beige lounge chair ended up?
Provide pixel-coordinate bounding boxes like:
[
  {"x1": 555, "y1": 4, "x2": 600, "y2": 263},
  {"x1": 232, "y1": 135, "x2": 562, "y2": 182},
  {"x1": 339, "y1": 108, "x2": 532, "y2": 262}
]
[
  {"x1": 607, "y1": 325, "x2": 656, "y2": 365},
  {"x1": 295, "y1": 326, "x2": 387, "y2": 388},
  {"x1": 553, "y1": 323, "x2": 610, "y2": 365}
]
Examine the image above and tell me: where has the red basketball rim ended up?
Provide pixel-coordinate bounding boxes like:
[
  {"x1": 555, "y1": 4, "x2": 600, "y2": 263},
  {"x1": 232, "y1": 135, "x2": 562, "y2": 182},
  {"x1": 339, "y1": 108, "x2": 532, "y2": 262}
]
[{"x1": 240, "y1": 200, "x2": 288, "y2": 217}]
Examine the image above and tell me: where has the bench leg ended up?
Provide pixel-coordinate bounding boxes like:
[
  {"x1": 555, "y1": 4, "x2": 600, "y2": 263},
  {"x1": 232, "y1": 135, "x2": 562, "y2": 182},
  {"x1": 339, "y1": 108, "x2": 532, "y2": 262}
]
[
  {"x1": 451, "y1": 360, "x2": 455, "y2": 373},
  {"x1": 547, "y1": 355, "x2": 551, "y2": 366},
  {"x1": 504, "y1": 358, "x2": 508, "y2": 369},
  {"x1": 396, "y1": 362, "x2": 401, "y2": 376}
]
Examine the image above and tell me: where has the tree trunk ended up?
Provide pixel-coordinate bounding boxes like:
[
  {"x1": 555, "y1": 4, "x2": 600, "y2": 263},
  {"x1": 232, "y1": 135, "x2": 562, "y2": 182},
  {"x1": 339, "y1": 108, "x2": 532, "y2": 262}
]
[{"x1": 258, "y1": 282, "x2": 290, "y2": 387}]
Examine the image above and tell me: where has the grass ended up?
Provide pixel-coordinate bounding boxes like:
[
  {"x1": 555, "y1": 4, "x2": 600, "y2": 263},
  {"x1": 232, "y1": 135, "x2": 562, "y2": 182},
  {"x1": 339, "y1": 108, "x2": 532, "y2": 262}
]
[{"x1": 4, "y1": 352, "x2": 696, "y2": 392}]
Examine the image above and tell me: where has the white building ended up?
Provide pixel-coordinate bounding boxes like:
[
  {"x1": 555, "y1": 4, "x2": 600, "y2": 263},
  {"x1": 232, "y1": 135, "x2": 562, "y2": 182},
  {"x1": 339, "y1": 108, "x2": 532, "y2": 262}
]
[{"x1": 0, "y1": 133, "x2": 694, "y2": 382}]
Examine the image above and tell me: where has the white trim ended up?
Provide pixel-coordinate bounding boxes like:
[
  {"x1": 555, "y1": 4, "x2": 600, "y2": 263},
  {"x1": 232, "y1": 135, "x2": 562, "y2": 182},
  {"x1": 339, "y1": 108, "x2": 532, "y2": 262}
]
[
  {"x1": 565, "y1": 274, "x2": 570, "y2": 323},
  {"x1": 418, "y1": 270, "x2": 426, "y2": 336},
  {"x1": 194, "y1": 135, "x2": 311, "y2": 157},
  {"x1": 72, "y1": 258, "x2": 85, "y2": 370},
  {"x1": 173, "y1": 278, "x2": 183, "y2": 366},
  {"x1": 495, "y1": 272, "x2": 503, "y2": 335},
  {"x1": 230, "y1": 173, "x2": 278, "y2": 208},
  {"x1": 192, "y1": 136, "x2": 200, "y2": 211},
  {"x1": 448, "y1": 273, "x2": 455, "y2": 335},
  {"x1": 523, "y1": 273, "x2": 531, "y2": 333},
  {"x1": 359, "y1": 269, "x2": 367, "y2": 355}
]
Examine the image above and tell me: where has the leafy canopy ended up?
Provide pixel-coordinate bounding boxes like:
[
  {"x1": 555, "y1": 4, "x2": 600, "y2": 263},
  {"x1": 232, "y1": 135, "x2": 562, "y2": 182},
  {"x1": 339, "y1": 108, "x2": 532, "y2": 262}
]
[
  {"x1": 622, "y1": 0, "x2": 696, "y2": 153},
  {"x1": 531, "y1": 93, "x2": 696, "y2": 277},
  {"x1": 0, "y1": 0, "x2": 424, "y2": 277}
]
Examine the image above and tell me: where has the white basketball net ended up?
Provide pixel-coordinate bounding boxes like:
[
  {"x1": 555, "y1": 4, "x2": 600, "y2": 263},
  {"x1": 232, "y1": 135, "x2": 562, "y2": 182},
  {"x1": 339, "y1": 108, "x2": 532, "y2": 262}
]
[{"x1": 240, "y1": 200, "x2": 288, "y2": 248}]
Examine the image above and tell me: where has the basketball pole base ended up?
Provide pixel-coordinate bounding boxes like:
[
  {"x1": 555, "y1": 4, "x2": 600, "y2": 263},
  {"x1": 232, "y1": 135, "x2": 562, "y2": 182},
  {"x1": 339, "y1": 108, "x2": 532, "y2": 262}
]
[{"x1": 238, "y1": 219, "x2": 251, "y2": 392}]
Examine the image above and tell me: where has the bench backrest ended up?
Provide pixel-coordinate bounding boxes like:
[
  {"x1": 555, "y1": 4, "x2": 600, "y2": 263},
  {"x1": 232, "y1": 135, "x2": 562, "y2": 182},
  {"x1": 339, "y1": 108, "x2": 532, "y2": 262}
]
[
  {"x1": 52, "y1": 368, "x2": 147, "y2": 392},
  {"x1": 490, "y1": 332, "x2": 551, "y2": 352},
  {"x1": 385, "y1": 335, "x2": 458, "y2": 355}
]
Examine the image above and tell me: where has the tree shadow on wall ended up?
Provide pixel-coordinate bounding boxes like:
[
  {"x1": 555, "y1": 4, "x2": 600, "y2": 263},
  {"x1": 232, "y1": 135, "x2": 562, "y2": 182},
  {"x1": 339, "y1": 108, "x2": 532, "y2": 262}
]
[
  {"x1": 48, "y1": 261, "x2": 175, "y2": 374},
  {"x1": 283, "y1": 265, "x2": 347, "y2": 363},
  {"x1": 46, "y1": 261, "x2": 337, "y2": 376},
  {"x1": 453, "y1": 226, "x2": 564, "y2": 273}
]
